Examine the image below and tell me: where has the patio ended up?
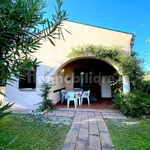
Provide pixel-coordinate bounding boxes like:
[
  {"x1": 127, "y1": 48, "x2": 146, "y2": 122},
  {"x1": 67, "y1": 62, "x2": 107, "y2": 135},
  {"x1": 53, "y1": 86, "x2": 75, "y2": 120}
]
[{"x1": 55, "y1": 98, "x2": 119, "y2": 110}]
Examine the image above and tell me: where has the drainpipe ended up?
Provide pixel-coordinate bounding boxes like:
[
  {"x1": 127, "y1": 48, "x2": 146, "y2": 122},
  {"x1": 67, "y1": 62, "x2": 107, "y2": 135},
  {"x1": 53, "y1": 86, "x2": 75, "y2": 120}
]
[{"x1": 122, "y1": 75, "x2": 130, "y2": 94}]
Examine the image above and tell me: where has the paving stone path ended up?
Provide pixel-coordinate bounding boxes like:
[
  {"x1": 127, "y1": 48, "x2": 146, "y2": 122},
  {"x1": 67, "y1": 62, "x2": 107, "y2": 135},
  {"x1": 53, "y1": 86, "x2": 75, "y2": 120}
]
[
  {"x1": 12, "y1": 108, "x2": 127, "y2": 150},
  {"x1": 60, "y1": 110, "x2": 127, "y2": 150}
]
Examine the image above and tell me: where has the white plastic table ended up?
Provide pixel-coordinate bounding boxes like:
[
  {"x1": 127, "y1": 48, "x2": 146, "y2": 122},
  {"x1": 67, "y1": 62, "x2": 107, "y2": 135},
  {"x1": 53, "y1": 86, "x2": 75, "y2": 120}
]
[{"x1": 65, "y1": 88, "x2": 83, "y2": 105}]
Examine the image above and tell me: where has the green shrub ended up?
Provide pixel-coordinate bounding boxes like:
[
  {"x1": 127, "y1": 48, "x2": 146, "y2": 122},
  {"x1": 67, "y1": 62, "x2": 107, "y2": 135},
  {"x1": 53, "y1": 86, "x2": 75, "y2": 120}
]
[
  {"x1": 143, "y1": 80, "x2": 150, "y2": 94},
  {"x1": 114, "y1": 90, "x2": 150, "y2": 117},
  {"x1": 38, "y1": 81, "x2": 55, "y2": 112}
]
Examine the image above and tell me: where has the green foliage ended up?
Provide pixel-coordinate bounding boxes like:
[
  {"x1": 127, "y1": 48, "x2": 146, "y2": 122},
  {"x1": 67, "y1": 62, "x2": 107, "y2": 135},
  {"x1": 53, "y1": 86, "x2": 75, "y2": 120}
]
[
  {"x1": 114, "y1": 91, "x2": 150, "y2": 117},
  {"x1": 142, "y1": 80, "x2": 150, "y2": 94},
  {"x1": 38, "y1": 81, "x2": 55, "y2": 112},
  {"x1": 68, "y1": 45, "x2": 120, "y2": 62},
  {"x1": 119, "y1": 52, "x2": 145, "y2": 91},
  {"x1": 109, "y1": 72, "x2": 123, "y2": 95},
  {"x1": 0, "y1": 0, "x2": 67, "y2": 88},
  {"x1": 0, "y1": 101, "x2": 14, "y2": 120}
]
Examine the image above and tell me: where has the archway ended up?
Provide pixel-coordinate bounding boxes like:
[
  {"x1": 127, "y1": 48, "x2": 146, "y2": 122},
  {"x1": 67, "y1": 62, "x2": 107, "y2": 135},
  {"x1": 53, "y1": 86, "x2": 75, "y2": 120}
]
[
  {"x1": 51, "y1": 56, "x2": 130, "y2": 108},
  {"x1": 52, "y1": 57, "x2": 120, "y2": 103},
  {"x1": 54, "y1": 56, "x2": 122, "y2": 76}
]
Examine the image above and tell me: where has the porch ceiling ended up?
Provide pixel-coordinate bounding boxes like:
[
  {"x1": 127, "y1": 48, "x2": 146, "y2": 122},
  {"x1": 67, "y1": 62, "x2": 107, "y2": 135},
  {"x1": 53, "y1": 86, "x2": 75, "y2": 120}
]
[{"x1": 61, "y1": 58, "x2": 117, "y2": 75}]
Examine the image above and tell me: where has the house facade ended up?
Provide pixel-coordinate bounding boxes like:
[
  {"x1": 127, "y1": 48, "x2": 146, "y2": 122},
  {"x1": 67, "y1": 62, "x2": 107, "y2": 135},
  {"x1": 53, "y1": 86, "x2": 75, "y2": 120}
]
[{"x1": 4, "y1": 21, "x2": 133, "y2": 109}]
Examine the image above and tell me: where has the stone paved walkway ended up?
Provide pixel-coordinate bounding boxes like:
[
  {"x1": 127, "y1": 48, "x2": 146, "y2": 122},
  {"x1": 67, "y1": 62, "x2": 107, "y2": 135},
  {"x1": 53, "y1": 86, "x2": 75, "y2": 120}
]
[
  {"x1": 60, "y1": 110, "x2": 127, "y2": 150},
  {"x1": 11, "y1": 108, "x2": 127, "y2": 150}
]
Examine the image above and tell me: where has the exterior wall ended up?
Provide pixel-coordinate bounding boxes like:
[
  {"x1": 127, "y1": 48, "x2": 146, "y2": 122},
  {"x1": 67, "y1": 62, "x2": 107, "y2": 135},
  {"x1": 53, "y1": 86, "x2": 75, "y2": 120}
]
[
  {"x1": 34, "y1": 21, "x2": 133, "y2": 68},
  {"x1": 50, "y1": 75, "x2": 65, "y2": 105},
  {"x1": 4, "y1": 65, "x2": 53, "y2": 109},
  {"x1": 4, "y1": 21, "x2": 133, "y2": 109}
]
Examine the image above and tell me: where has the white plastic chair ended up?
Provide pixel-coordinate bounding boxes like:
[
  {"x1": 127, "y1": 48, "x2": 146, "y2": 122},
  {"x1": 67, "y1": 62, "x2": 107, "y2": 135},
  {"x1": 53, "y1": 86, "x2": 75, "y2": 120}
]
[
  {"x1": 61, "y1": 90, "x2": 66, "y2": 103},
  {"x1": 81, "y1": 90, "x2": 90, "y2": 105},
  {"x1": 66, "y1": 92, "x2": 78, "y2": 108}
]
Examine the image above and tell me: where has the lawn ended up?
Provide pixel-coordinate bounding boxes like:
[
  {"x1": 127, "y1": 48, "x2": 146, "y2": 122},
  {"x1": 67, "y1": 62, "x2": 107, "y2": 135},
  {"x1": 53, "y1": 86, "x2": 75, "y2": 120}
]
[
  {"x1": 0, "y1": 114, "x2": 71, "y2": 150},
  {"x1": 106, "y1": 118, "x2": 150, "y2": 150}
]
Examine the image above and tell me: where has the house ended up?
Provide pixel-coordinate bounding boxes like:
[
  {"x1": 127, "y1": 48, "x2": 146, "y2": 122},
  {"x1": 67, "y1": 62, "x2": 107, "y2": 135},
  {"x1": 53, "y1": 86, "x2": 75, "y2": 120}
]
[{"x1": 3, "y1": 20, "x2": 134, "y2": 109}]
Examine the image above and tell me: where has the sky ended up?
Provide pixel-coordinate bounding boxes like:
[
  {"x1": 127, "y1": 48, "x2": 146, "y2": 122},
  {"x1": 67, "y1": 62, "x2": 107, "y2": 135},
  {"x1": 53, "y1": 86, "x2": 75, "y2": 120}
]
[{"x1": 44, "y1": 0, "x2": 150, "y2": 71}]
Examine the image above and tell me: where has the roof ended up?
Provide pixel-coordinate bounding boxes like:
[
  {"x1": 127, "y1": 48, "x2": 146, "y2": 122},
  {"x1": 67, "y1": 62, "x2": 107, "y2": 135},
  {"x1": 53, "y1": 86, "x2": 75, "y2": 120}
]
[{"x1": 66, "y1": 20, "x2": 134, "y2": 36}]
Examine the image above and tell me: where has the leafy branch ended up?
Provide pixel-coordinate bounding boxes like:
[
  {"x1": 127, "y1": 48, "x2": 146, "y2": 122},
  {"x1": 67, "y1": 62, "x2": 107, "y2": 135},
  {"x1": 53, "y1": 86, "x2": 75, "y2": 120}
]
[{"x1": 0, "y1": 0, "x2": 68, "y2": 87}]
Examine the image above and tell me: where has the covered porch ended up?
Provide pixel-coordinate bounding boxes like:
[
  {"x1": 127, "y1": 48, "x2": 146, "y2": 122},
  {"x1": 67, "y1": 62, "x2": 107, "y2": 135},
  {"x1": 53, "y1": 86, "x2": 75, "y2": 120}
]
[{"x1": 51, "y1": 57, "x2": 130, "y2": 109}]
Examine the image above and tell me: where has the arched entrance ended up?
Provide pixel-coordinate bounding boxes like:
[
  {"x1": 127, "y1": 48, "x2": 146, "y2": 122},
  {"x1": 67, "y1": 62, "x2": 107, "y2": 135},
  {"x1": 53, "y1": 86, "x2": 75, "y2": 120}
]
[
  {"x1": 60, "y1": 58, "x2": 117, "y2": 98},
  {"x1": 52, "y1": 56, "x2": 120, "y2": 104},
  {"x1": 54, "y1": 56, "x2": 121, "y2": 76},
  {"x1": 51, "y1": 56, "x2": 130, "y2": 109}
]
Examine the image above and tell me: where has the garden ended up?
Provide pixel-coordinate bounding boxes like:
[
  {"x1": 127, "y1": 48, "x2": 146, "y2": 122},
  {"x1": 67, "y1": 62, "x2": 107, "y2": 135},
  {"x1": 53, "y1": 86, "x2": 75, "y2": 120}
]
[
  {"x1": 0, "y1": 114, "x2": 71, "y2": 150},
  {"x1": 106, "y1": 118, "x2": 150, "y2": 150},
  {"x1": 0, "y1": 0, "x2": 150, "y2": 149}
]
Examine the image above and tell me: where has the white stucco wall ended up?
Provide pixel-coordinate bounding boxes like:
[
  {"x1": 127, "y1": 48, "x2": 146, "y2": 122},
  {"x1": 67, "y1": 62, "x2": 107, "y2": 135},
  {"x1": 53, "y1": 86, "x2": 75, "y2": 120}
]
[
  {"x1": 34, "y1": 21, "x2": 133, "y2": 68},
  {"x1": 4, "y1": 65, "x2": 54, "y2": 109},
  {"x1": 4, "y1": 21, "x2": 133, "y2": 109}
]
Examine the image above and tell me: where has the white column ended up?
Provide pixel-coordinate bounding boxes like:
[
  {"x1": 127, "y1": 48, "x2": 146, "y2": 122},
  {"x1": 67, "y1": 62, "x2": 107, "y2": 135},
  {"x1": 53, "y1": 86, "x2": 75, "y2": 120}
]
[{"x1": 122, "y1": 75, "x2": 130, "y2": 94}]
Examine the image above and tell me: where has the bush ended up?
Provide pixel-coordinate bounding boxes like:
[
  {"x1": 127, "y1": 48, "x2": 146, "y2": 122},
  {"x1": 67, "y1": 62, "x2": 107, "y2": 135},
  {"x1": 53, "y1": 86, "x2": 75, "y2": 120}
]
[
  {"x1": 143, "y1": 80, "x2": 150, "y2": 94},
  {"x1": 38, "y1": 81, "x2": 55, "y2": 112},
  {"x1": 114, "y1": 90, "x2": 150, "y2": 117}
]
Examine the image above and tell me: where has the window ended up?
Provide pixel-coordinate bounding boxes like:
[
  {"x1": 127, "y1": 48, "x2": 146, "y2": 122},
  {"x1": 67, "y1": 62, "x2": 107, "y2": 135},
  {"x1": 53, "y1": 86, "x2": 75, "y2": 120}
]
[{"x1": 19, "y1": 66, "x2": 36, "y2": 89}]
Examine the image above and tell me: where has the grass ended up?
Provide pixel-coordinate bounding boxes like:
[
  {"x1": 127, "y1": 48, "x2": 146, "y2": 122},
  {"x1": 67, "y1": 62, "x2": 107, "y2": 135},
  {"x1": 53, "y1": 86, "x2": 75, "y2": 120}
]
[
  {"x1": 0, "y1": 114, "x2": 71, "y2": 150},
  {"x1": 106, "y1": 118, "x2": 150, "y2": 150}
]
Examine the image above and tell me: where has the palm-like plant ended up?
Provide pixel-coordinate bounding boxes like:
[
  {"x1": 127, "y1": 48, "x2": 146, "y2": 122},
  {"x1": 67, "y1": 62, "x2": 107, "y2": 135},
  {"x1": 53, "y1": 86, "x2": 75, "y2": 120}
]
[{"x1": 0, "y1": 101, "x2": 14, "y2": 120}]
